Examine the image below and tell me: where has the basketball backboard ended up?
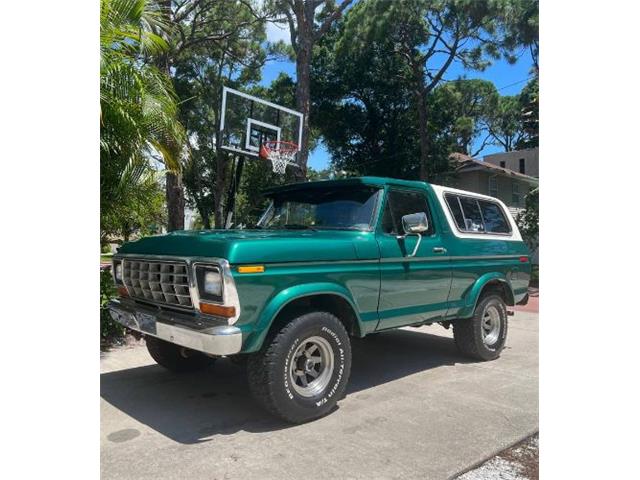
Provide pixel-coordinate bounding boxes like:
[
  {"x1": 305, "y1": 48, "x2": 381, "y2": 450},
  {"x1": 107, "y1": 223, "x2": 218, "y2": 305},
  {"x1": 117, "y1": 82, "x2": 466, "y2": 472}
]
[{"x1": 219, "y1": 87, "x2": 303, "y2": 167}]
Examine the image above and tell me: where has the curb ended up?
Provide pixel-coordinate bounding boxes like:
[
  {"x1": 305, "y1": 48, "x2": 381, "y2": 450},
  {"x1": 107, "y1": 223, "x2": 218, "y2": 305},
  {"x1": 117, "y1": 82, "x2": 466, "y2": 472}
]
[{"x1": 447, "y1": 428, "x2": 539, "y2": 480}]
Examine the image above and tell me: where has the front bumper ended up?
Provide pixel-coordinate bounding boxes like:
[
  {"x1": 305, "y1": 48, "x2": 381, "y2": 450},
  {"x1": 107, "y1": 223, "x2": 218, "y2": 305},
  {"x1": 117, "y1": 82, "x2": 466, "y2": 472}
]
[{"x1": 108, "y1": 298, "x2": 243, "y2": 356}]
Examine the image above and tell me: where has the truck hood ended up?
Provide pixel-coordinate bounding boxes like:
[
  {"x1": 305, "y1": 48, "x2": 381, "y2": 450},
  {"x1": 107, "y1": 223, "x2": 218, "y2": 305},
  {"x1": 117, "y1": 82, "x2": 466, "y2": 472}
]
[{"x1": 117, "y1": 229, "x2": 379, "y2": 264}]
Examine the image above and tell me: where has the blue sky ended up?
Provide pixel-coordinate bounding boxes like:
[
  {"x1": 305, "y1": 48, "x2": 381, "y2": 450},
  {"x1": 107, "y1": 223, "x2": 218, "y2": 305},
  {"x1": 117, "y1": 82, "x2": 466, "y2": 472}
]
[{"x1": 260, "y1": 21, "x2": 535, "y2": 171}]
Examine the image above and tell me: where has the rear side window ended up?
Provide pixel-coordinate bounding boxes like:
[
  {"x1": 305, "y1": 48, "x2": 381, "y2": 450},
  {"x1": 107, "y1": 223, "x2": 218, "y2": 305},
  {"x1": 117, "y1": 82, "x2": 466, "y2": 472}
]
[
  {"x1": 382, "y1": 189, "x2": 433, "y2": 235},
  {"x1": 444, "y1": 193, "x2": 511, "y2": 235},
  {"x1": 458, "y1": 197, "x2": 484, "y2": 232},
  {"x1": 478, "y1": 200, "x2": 511, "y2": 233},
  {"x1": 445, "y1": 195, "x2": 466, "y2": 229}
]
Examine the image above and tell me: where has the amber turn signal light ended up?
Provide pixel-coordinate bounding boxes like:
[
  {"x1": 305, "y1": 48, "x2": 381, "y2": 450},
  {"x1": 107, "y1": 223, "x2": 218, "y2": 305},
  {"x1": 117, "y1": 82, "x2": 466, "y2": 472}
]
[
  {"x1": 118, "y1": 286, "x2": 129, "y2": 297},
  {"x1": 238, "y1": 265, "x2": 265, "y2": 273},
  {"x1": 199, "y1": 303, "x2": 236, "y2": 318}
]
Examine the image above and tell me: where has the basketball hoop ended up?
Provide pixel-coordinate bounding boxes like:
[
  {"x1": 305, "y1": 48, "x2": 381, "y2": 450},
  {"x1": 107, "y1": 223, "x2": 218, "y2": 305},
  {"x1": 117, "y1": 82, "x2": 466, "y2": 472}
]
[{"x1": 259, "y1": 140, "x2": 299, "y2": 174}]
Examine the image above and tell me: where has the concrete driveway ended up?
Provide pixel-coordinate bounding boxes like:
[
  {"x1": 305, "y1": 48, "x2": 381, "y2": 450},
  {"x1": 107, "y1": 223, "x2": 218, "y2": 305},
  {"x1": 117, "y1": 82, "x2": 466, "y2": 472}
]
[{"x1": 101, "y1": 311, "x2": 538, "y2": 480}]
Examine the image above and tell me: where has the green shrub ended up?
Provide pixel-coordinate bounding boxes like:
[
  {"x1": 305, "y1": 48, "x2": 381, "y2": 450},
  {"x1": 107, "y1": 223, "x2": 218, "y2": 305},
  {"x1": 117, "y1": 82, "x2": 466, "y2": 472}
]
[
  {"x1": 516, "y1": 188, "x2": 539, "y2": 254},
  {"x1": 100, "y1": 269, "x2": 125, "y2": 340},
  {"x1": 530, "y1": 264, "x2": 539, "y2": 287}
]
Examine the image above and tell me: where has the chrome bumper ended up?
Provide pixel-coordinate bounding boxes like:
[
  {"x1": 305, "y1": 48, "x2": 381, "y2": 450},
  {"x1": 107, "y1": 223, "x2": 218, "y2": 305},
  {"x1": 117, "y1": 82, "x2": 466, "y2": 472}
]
[{"x1": 108, "y1": 299, "x2": 243, "y2": 356}]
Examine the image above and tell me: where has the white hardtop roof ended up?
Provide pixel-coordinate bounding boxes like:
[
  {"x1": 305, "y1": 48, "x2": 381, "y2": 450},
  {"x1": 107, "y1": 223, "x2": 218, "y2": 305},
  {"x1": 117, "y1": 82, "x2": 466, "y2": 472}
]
[{"x1": 431, "y1": 183, "x2": 504, "y2": 203}]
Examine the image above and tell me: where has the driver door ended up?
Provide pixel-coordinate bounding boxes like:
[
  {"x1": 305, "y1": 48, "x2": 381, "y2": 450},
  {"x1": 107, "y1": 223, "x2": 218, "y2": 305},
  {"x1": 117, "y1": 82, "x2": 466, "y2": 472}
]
[{"x1": 375, "y1": 188, "x2": 452, "y2": 330}]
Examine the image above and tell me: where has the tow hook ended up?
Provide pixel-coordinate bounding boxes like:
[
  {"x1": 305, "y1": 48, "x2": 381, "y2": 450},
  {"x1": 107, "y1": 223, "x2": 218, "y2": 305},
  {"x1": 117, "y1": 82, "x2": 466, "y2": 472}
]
[{"x1": 441, "y1": 321, "x2": 451, "y2": 330}]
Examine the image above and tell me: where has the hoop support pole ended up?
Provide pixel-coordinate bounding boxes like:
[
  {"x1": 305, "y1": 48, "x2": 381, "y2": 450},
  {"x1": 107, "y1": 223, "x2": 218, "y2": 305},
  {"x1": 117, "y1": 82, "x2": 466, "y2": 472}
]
[{"x1": 224, "y1": 155, "x2": 245, "y2": 229}]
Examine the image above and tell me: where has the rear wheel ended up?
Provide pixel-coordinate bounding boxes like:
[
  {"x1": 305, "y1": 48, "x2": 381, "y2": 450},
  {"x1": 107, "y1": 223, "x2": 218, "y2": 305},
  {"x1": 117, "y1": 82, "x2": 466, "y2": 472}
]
[
  {"x1": 145, "y1": 336, "x2": 215, "y2": 372},
  {"x1": 247, "y1": 311, "x2": 352, "y2": 424},
  {"x1": 453, "y1": 294, "x2": 508, "y2": 361}
]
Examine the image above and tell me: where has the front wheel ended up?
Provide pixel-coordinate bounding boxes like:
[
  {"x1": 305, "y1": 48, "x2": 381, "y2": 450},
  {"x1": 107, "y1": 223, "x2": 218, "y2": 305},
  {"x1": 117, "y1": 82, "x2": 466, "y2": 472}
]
[
  {"x1": 247, "y1": 311, "x2": 352, "y2": 424},
  {"x1": 453, "y1": 294, "x2": 508, "y2": 361}
]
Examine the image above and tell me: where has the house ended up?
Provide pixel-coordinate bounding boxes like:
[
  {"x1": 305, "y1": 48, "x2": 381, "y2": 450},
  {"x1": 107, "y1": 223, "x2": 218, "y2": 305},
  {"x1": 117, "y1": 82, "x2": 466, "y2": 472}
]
[
  {"x1": 483, "y1": 147, "x2": 539, "y2": 178},
  {"x1": 444, "y1": 153, "x2": 539, "y2": 212}
]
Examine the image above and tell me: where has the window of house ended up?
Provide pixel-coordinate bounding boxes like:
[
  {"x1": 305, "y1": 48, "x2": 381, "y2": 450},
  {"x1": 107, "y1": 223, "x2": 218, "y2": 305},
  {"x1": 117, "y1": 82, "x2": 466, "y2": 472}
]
[
  {"x1": 512, "y1": 182, "x2": 520, "y2": 205},
  {"x1": 519, "y1": 158, "x2": 526, "y2": 174},
  {"x1": 499, "y1": 161, "x2": 506, "y2": 168},
  {"x1": 489, "y1": 176, "x2": 498, "y2": 197},
  {"x1": 444, "y1": 193, "x2": 512, "y2": 235},
  {"x1": 381, "y1": 189, "x2": 433, "y2": 235}
]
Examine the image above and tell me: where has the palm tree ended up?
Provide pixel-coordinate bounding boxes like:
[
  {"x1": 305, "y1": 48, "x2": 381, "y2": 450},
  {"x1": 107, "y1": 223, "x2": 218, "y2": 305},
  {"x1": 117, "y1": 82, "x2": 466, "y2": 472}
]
[{"x1": 100, "y1": 0, "x2": 185, "y2": 230}]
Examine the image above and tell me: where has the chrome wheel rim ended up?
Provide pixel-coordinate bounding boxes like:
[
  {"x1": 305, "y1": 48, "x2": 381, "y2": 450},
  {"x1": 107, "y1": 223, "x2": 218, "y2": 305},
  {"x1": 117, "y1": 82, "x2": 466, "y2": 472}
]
[
  {"x1": 482, "y1": 305, "x2": 502, "y2": 347},
  {"x1": 289, "y1": 336, "x2": 334, "y2": 398}
]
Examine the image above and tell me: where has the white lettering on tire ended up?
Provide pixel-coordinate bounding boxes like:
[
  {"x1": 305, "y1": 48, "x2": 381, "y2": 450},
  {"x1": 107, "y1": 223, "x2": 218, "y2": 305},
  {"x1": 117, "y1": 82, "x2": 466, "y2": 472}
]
[
  {"x1": 283, "y1": 338, "x2": 300, "y2": 399},
  {"x1": 284, "y1": 326, "x2": 347, "y2": 408}
]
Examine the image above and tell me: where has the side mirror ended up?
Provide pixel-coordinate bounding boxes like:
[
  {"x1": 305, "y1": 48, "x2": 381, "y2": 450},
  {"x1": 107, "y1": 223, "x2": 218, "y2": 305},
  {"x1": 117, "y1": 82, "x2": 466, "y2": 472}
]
[
  {"x1": 399, "y1": 212, "x2": 428, "y2": 258},
  {"x1": 401, "y1": 212, "x2": 429, "y2": 235}
]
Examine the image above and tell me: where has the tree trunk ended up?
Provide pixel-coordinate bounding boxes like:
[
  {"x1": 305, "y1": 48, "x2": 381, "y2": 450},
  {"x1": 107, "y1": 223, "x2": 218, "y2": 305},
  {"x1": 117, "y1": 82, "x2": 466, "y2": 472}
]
[
  {"x1": 224, "y1": 157, "x2": 245, "y2": 228},
  {"x1": 294, "y1": 39, "x2": 312, "y2": 181},
  {"x1": 213, "y1": 150, "x2": 227, "y2": 229},
  {"x1": 165, "y1": 173, "x2": 185, "y2": 231},
  {"x1": 166, "y1": 172, "x2": 185, "y2": 231},
  {"x1": 197, "y1": 204, "x2": 211, "y2": 229},
  {"x1": 156, "y1": 1, "x2": 186, "y2": 231},
  {"x1": 415, "y1": 87, "x2": 429, "y2": 181}
]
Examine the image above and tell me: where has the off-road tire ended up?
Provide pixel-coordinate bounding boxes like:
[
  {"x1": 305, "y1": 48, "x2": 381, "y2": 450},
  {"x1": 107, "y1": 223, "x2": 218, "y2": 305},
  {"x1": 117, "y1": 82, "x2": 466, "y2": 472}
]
[
  {"x1": 247, "y1": 311, "x2": 352, "y2": 424},
  {"x1": 453, "y1": 294, "x2": 508, "y2": 361},
  {"x1": 145, "y1": 336, "x2": 215, "y2": 372}
]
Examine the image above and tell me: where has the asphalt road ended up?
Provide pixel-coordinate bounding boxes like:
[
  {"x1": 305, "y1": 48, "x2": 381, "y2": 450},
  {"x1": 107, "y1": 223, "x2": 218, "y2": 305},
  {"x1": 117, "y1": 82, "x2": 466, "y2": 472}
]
[{"x1": 101, "y1": 311, "x2": 538, "y2": 480}]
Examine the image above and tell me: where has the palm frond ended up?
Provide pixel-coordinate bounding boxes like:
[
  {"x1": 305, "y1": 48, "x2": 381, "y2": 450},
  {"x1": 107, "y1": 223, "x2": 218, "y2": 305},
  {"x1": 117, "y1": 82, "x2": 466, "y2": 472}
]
[{"x1": 101, "y1": 0, "x2": 185, "y2": 181}]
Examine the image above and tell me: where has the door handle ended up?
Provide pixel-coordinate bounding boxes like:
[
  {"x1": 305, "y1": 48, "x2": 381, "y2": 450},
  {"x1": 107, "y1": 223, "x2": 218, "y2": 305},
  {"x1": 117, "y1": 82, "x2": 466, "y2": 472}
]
[{"x1": 432, "y1": 247, "x2": 447, "y2": 254}]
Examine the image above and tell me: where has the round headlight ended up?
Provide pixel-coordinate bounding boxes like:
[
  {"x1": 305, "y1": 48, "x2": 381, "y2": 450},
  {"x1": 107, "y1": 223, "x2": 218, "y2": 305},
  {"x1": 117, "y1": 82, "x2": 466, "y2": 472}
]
[
  {"x1": 115, "y1": 263, "x2": 123, "y2": 281},
  {"x1": 204, "y1": 270, "x2": 222, "y2": 296}
]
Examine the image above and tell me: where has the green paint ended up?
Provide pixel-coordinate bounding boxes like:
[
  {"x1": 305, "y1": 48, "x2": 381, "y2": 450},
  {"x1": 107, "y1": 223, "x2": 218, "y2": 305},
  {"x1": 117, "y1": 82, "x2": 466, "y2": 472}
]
[{"x1": 118, "y1": 177, "x2": 531, "y2": 353}]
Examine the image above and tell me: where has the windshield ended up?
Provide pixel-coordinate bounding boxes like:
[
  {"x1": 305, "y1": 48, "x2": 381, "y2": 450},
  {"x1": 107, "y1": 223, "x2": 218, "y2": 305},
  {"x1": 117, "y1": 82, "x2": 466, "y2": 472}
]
[{"x1": 257, "y1": 186, "x2": 381, "y2": 231}]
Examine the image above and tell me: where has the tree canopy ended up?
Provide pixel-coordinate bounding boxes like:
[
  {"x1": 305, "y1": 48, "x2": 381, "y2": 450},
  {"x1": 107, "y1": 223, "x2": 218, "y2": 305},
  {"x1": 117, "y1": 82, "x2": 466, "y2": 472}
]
[
  {"x1": 100, "y1": 0, "x2": 539, "y2": 240},
  {"x1": 100, "y1": 0, "x2": 185, "y2": 243},
  {"x1": 334, "y1": 0, "x2": 527, "y2": 180},
  {"x1": 265, "y1": 0, "x2": 356, "y2": 175},
  {"x1": 171, "y1": 0, "x2": 271, "y2": 228}
]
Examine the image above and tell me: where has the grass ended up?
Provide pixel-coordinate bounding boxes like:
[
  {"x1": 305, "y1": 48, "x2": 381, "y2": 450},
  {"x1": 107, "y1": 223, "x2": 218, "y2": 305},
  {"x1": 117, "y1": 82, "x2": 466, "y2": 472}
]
[{"x1": 101, "y1": 253, "x2": 113, "y2": 264}]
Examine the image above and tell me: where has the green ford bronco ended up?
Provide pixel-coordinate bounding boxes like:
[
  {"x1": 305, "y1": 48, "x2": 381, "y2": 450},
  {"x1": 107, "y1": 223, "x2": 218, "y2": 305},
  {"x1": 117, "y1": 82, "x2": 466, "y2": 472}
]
[{"x1": 108, "y1": 177, "x2": 530, "y2": 423}]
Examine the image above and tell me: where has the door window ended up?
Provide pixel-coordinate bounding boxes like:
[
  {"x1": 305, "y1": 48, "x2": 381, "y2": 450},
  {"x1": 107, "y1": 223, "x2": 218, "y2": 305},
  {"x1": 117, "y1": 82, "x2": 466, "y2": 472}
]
[{"x1": 381, "y1": 190, "x2": 433, "y2": 235}]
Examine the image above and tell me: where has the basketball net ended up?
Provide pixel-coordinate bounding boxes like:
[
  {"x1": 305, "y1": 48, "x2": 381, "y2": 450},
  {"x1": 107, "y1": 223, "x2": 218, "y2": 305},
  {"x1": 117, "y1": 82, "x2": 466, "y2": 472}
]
[{"x1": 259, "y1": 141, "x2": 298, "y2": 174}]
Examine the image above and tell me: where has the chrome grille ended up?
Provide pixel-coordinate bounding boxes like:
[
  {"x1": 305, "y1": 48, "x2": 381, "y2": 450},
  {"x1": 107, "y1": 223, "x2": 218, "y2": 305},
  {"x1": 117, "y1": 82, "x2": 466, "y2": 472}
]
[{"x1": 123, "y1": 259, "x2": 193, "y2": 309}]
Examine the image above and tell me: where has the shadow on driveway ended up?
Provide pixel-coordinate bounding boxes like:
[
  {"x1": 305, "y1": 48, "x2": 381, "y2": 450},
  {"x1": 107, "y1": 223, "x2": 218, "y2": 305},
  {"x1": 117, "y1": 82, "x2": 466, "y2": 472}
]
[{"x1": 101, "y1": 327, "x2": 469, "y2": 444}]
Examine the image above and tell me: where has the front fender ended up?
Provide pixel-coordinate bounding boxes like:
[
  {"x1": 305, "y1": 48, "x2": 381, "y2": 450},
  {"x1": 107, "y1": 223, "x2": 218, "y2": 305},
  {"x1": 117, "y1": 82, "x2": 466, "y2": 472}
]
[
  {"x1": 457, "y1": 272, "x2": 515, "y2": 318},
  {"x1": 241, "y1": 282, "x2": 364, "y2": 353}
]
